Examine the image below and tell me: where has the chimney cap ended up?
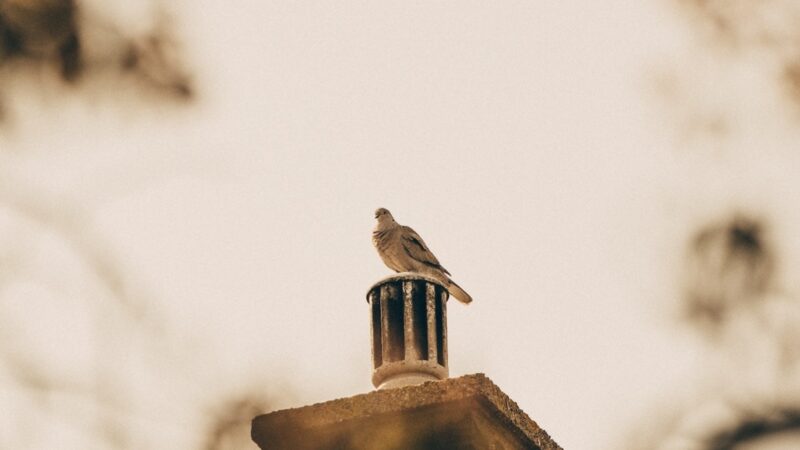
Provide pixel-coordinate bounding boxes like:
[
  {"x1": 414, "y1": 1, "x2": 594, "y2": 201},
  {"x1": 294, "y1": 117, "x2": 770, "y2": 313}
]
[{"x1": 365, "y1": 272, "x2": 447, "y2": 303}]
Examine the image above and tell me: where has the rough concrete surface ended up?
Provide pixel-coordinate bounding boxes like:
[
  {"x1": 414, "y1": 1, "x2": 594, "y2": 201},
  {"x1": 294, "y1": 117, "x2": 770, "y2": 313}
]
[{"x1": 252, "y1": 373, "x2": 562, "y2": 450}]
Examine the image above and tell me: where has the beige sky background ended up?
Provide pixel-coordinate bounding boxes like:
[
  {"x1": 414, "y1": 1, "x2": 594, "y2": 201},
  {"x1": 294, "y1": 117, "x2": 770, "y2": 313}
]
[{"x1": 3, "y1": 1, "x2": 800, "y2": 449}]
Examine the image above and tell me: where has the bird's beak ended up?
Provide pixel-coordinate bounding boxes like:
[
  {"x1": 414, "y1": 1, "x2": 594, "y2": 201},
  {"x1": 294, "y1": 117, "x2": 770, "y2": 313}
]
[{"x1": 374, "y1": 212, "x2": 379, "y2": 219}]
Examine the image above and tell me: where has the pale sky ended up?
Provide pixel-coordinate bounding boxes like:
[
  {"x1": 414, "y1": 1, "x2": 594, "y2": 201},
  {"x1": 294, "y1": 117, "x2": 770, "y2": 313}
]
[{"x1": 2, "y1": 1, "x2": 800, "y2": 449}]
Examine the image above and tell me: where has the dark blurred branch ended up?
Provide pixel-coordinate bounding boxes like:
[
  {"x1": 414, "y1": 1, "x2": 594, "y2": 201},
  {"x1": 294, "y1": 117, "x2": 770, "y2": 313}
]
[
  {"x1": 0, "y1": 0, "x2": 194, "y2": 123},
  {"x1": 683, "y1": 214, "x2": 775, "y2": 334},
  {"x1": 0, "y1": 0, "x2": 80, "y2": 79},
  {"x1": 707, "y1": 407, "x2": 800, "y2": 450}
]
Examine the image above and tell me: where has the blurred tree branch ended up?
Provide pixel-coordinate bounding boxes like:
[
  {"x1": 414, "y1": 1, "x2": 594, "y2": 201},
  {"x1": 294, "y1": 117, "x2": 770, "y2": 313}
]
[{"x1": 0, "y1": 0, "x2": 193, "y2": 123}]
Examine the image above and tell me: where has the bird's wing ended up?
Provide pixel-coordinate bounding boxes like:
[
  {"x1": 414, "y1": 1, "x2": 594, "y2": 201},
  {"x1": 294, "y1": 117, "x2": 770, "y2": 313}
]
[{"x1": 400, "y1": 226, "x2": 451, "y2": 275}]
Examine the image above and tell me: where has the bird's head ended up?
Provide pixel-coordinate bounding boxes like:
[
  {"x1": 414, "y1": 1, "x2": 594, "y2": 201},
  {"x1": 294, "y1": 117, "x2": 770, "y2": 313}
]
[{"x1": 374, "y1": 208, "x2": 396, "y2": 226}]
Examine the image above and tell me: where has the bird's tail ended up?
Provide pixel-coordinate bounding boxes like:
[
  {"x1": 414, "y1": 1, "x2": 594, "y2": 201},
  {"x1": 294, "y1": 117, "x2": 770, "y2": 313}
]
[{"x1": 448, "y1": 280, "x2": 473, "y2": 304}]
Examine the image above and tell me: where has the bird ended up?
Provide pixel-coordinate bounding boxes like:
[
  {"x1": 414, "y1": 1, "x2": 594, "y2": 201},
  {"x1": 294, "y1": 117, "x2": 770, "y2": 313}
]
[{"x1": 372, "y1": 208, "x2": 472, "y2": 304}]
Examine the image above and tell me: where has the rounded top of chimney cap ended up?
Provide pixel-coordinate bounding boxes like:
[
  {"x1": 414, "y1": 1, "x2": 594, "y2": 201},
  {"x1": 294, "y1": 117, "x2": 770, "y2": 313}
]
[{"x1": 366, "y1": 272, "x2": 448, "y2": 302}]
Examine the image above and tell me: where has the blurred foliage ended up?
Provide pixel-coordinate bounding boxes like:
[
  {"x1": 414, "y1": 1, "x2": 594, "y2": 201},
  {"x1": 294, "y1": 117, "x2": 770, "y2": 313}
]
[
  {"x1": 677, "y1": 0, "x2": 800, "y2": 112},
  {"x1": 0, "y1": 3, "x2": 273, "y2": 449},
  {"x1": 684, "y1": 214, "x2": 774, "y2": 333},
  {"x1": 0, "y1": 0, "x2": 192, "y2": 123}
]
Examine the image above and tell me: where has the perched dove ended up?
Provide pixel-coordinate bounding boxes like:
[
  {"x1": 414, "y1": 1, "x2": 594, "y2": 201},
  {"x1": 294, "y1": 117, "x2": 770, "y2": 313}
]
[{"x1": 372, "y1": 208, "x2": 473, "y2": 304}]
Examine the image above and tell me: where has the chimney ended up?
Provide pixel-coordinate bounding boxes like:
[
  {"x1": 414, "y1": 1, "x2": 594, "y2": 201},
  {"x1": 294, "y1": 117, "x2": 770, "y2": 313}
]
[
  {"x1": 367, "y1": 273, "x2": 449, "y2": 389},
  {"x1": 251, "y1": 275, "x2": 564, "y2": 450}
]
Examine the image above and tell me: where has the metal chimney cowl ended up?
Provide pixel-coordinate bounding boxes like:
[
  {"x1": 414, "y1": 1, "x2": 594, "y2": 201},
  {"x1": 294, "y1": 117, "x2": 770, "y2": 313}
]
[{"x1": 366, "y1": 272, "x2": 449, "y2": 390}]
